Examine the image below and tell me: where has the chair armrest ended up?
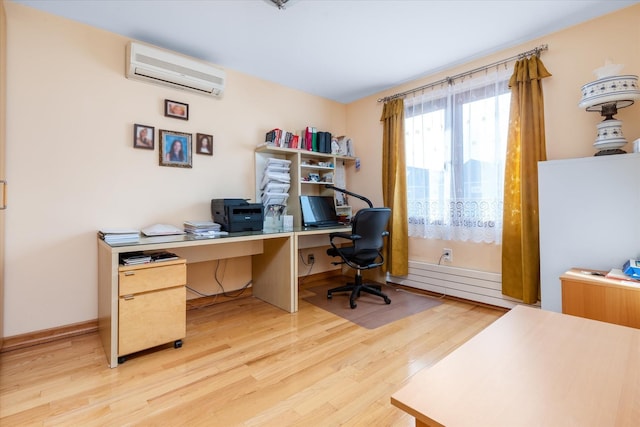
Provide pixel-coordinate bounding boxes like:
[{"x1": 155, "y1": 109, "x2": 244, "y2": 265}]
[{"x1": 329, "y1": 232, "x2": 362, "y2": 242}]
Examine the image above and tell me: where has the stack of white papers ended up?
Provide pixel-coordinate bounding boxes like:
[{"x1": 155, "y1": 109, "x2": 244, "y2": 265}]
[
  {"x1": 260, "y1": 158, "x2": 291, "y2": 212},
  {"x1": 141, "y1": 224, "x2": 185, "y2": 236},
  {"x1": 98, "y1": 228, "x2": 140, "y2": 244},
  {"x1": 183, "y1": 220, "x2": 228, "y2": 237}
]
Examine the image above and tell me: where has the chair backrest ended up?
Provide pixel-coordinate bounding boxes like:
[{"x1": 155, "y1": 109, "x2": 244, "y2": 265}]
[{"x1": 350, "y1": 207, "x2": 391, "y2": 253}]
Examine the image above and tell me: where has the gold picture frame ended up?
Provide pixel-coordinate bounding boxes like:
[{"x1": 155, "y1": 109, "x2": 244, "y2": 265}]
[{"x1": 159, "y1": 129, "x2": 192, "y2": 168}]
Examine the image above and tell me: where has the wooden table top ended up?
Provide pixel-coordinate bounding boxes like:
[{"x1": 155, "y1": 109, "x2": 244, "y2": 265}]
[{"x1": 391, "y1": 305, "x2": 640, "y2": 426}]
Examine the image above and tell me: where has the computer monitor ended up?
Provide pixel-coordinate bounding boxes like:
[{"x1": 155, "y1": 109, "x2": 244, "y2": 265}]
[{"x1": 299, "y1": 195, "x2": 339, "y2": 227}]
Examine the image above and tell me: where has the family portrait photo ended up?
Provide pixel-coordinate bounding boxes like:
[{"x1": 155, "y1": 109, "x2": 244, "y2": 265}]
[
  {"x1": 133, "y1": 124, "x2": 154, "y2": 149},
  {"x1": 164, "y1": 99, "x2": 189, "y2": 120},
  {"x1": 196, "y1": 133, "x2": 213, "y2": 155},
  {"x1": 159, "y1": 130, "x2": 192, "y2": 168}
]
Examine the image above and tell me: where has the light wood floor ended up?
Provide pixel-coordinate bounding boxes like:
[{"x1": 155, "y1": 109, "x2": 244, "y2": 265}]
[{"x1": 0, "y1": 277, "x2": 506, "y2": 426}]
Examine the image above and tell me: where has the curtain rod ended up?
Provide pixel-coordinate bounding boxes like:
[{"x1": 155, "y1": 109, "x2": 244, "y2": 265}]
[{"x1": 377, "y1": 44, "x2": 548, "y2": 103}]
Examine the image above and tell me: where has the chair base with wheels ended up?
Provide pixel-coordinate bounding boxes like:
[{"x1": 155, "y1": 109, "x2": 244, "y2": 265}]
[
  {"x1": 325, "y1": 207, "x2": 392, "y2": 309},
  {"x1": 327, "y1": 270, "x2": 391, "y2": 309}
]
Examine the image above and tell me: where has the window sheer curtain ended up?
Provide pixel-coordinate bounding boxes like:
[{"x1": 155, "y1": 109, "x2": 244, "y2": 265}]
[{"x1": 405, "y1": 67, "x2": 512, "y2": 243}]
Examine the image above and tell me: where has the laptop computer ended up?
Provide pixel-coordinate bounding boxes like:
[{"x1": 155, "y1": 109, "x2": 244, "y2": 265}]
[{"x1": 299, "y1": 195, "x2": 342, "y2": 228}]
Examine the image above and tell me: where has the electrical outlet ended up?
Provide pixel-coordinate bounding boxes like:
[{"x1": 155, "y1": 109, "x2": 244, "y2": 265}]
[
  {"x1": 308, "y1": 253, "x2": 315, "y2": 264},
  {"x1": 442, "y1": 248, "x2": 452, "y2": 262}
]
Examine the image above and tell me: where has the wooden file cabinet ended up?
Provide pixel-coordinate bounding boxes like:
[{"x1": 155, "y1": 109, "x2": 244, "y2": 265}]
[
  {"x1": 118, "y1": 259, "x2": 186, "y2": 362},
  {"x1": 561, "y1": 268, "x2": 640, "y2": 329}
]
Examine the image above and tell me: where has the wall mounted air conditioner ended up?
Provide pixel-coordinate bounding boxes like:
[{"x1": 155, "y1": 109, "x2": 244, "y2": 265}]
[{"x1": 126, "y1": 41, "x2": 225, "y2": 98}]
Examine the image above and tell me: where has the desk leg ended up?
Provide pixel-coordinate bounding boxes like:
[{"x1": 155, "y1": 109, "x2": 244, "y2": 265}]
[
  {"x1": 252, "y1": 235, "x2": 296, "y2": 312},
  {"x1": 98, "y1": 241, "x2": 119, "y2": 368}
]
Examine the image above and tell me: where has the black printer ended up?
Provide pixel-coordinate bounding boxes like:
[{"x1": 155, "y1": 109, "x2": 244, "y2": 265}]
[{"x1": 211, "y1": 198, "x2": 263, "y2": 232}]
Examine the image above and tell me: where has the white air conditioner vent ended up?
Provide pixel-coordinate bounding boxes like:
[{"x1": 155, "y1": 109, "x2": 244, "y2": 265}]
[{"x1": 126, "y1": 41, "x2": 225, "y2": 97}]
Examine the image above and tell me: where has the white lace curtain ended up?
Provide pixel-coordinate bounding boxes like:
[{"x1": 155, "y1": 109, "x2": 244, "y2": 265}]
[{"x1": 404, "y1": 67, "x2": 512, "y2": 243}]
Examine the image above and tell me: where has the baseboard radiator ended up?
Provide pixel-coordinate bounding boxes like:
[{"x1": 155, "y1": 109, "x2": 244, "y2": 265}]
[{"x1": 388, "y1": 261, "x2": 520, "y2": 309}]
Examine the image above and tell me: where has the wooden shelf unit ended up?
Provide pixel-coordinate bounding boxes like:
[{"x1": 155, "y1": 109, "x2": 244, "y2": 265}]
[{"x1": 255, "y1": 145, "x2": 355, "y2": 228}]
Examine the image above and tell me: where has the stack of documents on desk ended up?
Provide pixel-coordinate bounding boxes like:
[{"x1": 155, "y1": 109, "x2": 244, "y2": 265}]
[
  {"x1": 98, "y1": 228, "x2": 140, "y2": 244},
  {"x1": 141, "y1": 223, "x2": 185, "y2": 236},
  {"x1": 183, "y1": 220, "x2": 227, "y2": 237}
]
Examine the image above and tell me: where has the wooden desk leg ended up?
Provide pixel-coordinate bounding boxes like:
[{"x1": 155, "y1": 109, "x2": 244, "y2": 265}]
[{"x1": 252, "y1": 235, "x2": 296, "y2": 312}]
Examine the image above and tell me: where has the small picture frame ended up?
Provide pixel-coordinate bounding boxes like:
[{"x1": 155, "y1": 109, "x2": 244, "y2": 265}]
[
  {"x1": 159, "y1": 130, "x2": 192, "y2": 168},
  {"x1": 196, "y1": 133, "x2": 213, "y2": 155},
  {"x1": 164, "y1": 99, "x2": 189, "y2": 120},
  {"x1": 133, "y1": 124, "x2": 154, "y2": 149}
]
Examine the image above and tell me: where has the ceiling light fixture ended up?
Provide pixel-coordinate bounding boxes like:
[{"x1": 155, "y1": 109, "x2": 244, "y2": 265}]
[
  {"x1": 579, "y1": 61, "x2": 640, "y2": 156},
  {"x1": 267, "y1": 0, "x2": 293, "y2": 10}
]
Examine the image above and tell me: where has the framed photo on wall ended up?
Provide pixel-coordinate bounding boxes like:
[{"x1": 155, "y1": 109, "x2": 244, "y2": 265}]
[
  {"x1": 133, "y1": 123, "x2": 154, "y2": 149},
  {"x1": 159, "y1": 130, "x2": 192, "y2": 168},
  {"x1": 196, "y1": 133, "x2": 213, "y2": 155},
  {"x1": 164, "y1": 99, "x2": 189, "y2": 120}
]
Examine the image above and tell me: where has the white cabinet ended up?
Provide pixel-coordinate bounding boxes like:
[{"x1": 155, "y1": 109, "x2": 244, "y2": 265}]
[
  {"x1": 538, "y1": 154, "x2": 640, "y2": 312},
  {"x1": 255, "y1": 145, "x2": 355, "y2": 228}
]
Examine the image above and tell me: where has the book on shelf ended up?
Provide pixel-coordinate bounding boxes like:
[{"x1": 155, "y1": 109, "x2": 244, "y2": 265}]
[
  {"x1": 265, "y1": 129, "x2": 301, "y2": 149},
  {"x1": 119, "y1": 252, "x2": 151, "y2": 265},
  {"x1": 148, "y1": 251, "x2": 180, "y2": 262},
  {"x1": 265, "y1": 128, "x2": 281, "y2": 146},
  {"x1": 335, "y1": 136, "x2": 354, "y2": 156},
  {"x1": 119, "y1": 251, "x2": 181, "y2": 265},
  {"x1": 319, "y1": 131, "x2": 332, "y2": 153},
  {"x1": 305, "y1": 126, "x2": 317, "y2": 151}
]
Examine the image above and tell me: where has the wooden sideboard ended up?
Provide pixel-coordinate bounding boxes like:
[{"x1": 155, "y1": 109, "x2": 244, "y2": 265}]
[{"x1": 561, "y1": 268, "x2": 640, "y2": 328}]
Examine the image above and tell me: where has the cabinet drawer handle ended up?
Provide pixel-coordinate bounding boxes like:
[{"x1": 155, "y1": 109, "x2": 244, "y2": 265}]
[
  {"x1": 123, "y1": 295, "x2": 134, "y2": 300},
  {"x1": 124, "y1": 271, "x2": 135, "y2": 276}
]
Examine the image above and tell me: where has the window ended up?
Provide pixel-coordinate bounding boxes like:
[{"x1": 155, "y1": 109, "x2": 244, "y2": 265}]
[{"x1": 405, "y1": 70, "x2": 511, "y2": 243}]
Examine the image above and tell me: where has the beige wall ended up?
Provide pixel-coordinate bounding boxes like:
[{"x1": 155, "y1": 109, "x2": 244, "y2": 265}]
[
  {"x1": 347, "y1": 4, "x2": 640, "y2": 273},
  {"x1": 3, "y1": 3, "x2": 346, "y2": 336},
  {"x1": 4, "y1": 2, "x2": 640, "y2": 337}
]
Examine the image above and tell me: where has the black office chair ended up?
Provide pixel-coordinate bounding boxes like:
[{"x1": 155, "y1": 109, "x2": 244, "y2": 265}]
[{"x1": 326, "y1": 207, "x2": 392, "y2": 309}]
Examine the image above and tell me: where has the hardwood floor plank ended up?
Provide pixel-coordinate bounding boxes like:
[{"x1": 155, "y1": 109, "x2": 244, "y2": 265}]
[{"x1": 0, "y1": 277, "x2": 506, "y2": 426}]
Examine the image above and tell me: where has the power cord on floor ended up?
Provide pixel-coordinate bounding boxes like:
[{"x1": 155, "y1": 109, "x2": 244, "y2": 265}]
[
  {"x1": 297, "y1": 252, "x2": 315, "y2": 285},
  {"x1": 185, "y1": 259, "x2": 252, "y2": 308},
  {"x1": 385, "y1": 282, "x2": 446, "y2": 300}
]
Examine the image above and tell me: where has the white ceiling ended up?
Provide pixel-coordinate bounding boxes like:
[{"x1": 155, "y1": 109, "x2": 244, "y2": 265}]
[{"x1": 12, "y1": 0, "x2": 639, "y2": 103}]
